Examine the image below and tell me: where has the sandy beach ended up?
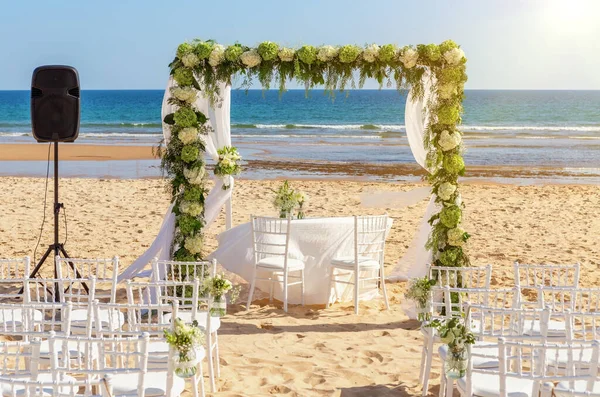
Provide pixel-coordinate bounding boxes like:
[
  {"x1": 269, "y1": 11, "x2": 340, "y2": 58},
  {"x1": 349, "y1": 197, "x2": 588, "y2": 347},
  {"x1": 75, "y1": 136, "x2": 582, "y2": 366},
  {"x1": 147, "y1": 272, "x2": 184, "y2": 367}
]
[{"x1": 1, "y1": 175, "x2": 600, "y2": 396}]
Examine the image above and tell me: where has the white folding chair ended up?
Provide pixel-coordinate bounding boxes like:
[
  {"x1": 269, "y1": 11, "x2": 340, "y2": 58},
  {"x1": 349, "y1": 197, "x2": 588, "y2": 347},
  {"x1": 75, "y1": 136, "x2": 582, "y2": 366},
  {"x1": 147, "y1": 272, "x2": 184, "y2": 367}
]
[
  {"x1": 0, "y1": 257, "x2": 30, "y2": 301},
  {"x1": 514, "y1": 262, "x2": 580, "y2": 290},
  {"x1": 326, "y1": 215, "x2": 389, "y2": 315},
  {"x1": 420, "y1": 265, "x2": 492, "y2": 396},
  {"x1": 247, "y1": 215, "x2": 306, "y2": 313}
]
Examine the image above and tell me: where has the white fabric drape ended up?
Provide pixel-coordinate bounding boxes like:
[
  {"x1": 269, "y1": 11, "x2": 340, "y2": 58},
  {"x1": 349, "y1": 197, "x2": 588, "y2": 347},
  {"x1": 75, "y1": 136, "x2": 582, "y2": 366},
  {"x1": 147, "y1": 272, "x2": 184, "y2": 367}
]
[{"x1": 118, "y1": 78, "x2": 233, "y2": 281}]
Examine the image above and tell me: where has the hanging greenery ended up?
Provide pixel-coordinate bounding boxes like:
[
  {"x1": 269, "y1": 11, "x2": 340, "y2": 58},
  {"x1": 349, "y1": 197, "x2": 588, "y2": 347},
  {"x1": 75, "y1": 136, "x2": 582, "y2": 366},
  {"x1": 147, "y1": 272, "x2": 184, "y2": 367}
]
[{"x1": 162, "y1": 39, "x2": 469, "y2": 269}]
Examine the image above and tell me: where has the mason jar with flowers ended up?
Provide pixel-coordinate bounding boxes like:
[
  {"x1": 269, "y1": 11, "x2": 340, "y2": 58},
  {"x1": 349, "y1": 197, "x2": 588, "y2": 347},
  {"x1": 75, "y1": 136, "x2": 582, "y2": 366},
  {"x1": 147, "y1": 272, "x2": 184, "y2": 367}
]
[
  {"x1": 203, "y1": 274, "x2": 234, "y2": 317},
  {"x1": 164, "y1": 318, "x2": 205, "y2": 378}
]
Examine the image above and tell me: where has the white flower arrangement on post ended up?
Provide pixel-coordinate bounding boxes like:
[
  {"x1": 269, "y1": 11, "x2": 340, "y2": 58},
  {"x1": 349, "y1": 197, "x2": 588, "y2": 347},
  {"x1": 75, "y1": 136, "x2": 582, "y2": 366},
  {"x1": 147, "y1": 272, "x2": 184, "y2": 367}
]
[
  {"x1": 428, "y1": 314, "x2": 475, "y2": 379},
  {"x1": 404, "y1": 276, "x2": 436, "y2": 321},
  {"x1": 203, "y1": 273, "x2": 239, "y2": 317},
  {"x1": 164, "y1": 318, "x2": 205, "y2": 378},
  {"x1": 214, "y1": 146, "x2": 242, "y2": 190},
  {"x1": 273, "y1": 180, "x2": 307, "y2": 219}
]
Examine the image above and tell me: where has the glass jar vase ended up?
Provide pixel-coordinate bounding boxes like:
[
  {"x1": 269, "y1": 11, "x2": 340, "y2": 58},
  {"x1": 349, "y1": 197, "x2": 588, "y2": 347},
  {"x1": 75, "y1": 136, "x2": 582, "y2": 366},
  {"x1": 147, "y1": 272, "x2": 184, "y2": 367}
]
[{"x1": 445, "y1": 347, "x2": 468, "y2": 379}]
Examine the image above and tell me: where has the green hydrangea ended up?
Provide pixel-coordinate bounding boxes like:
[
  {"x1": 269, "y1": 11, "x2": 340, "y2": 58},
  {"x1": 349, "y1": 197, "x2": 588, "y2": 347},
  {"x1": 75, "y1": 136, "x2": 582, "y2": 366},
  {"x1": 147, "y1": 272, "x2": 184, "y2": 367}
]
[
  {"x1": 173, "y1": 107, "x2": 197, "y2": 128},
  {"x1": 183, "y1": 186, "x2": 204, "y2": 202},
  {"x1": 257, "y1": 41, "x2": 279, "y2": 61},
  {"x1": 194, "y1": 41, "x2": 214, "y2": 60},
  {"x1": 297, "y1": 45, "x2": 317, "y2": 65},
  {"x1": 178, "y1": 214, "x2": 202, "y2": 236},
  {"x1": 443, "y1": 154, "x2": 465, "y2": 175},
  {"x1": 439, "y1": 67, "x2": 465, "y2": 85},
  {"x1": 338, "y1": 45, "x2": 361, "y2": 63},
  {"x1": 439, "y1": 40, "x2": 459, "y2": 55},
  {"x1": 177, "y1": 43, "x2": 193, "y2": 59},
  {"x1": 439, "y1": 247, "x2": 462, "y2": 267},
  {"x1": 224, "y1": 45, "x2": 244, "y2": 62},
  {"x1": 378, "y1": 44, "x2": 397, "y2": 63},
  {"x1": 440, "y1": 205, "x2": 462, "y2": 228},
  {"x1": 437, "y1": 105, "x2": 460, "y2": 124},
  {"x1": 173, "y1": 68, "x2": 194, "y2": 87},
  {"x1": 423, "y1": 44, "x2": 441, "y2": 62},
  {"x1": 181, "y1": 145, "x2": 199, "y2": 163}
]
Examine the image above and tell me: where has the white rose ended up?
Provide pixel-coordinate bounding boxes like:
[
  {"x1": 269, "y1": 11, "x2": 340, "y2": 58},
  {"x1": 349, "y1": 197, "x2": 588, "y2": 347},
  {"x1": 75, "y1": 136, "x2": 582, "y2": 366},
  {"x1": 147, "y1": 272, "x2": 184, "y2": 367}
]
[
  {"x1": 437, "y1": 182, "x2": 457, "y2": 201},
  {"x1": 240, "y1": 49, "x2": 262, "y2": 68},
  {"x1": 183, "y1": 166, "x2": 206, "y2": 185},
  {"x1": 208, "y1": 44, "x2": 225, "y2": 67},
  {"x1": 400, "y1": 48, "x2": 419, "y2": 69},
  {"x1": 178, "y1": 127, "x2": 199, "y2": 145},
  {"x1": 362, "y1": 44, "x2": 380, "y2": 63},
  {"x1": 438, "y1": 130, "x2": 462, "y2": 151},
  {"x1": 181, "y1": 53, "x2": 200, "y2": 68},
  {"x1": 317, "y1": 45, "x2": 338, "y2": 62},
  {"x1": 447, "y1": 227, "x2": 466, "y2": 247},
  {"x1": 444, "y1": 48, "x2": 465, "y2": 66}
]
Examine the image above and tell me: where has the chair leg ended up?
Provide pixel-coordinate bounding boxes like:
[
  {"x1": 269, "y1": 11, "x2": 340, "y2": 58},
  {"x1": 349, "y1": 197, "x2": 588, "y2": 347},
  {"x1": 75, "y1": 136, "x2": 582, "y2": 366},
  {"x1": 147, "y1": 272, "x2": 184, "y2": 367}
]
[
  {"x1": 419, "y1": 335, "x2": 428, "y2": 383},
  {"x1": 438, "y1": 360, "x2": 446, "y2": 397},
  {"x1": 325, "y1": 267, "x2": 334, "y2": 309},
  {"x1": 380, "y1": 266, "x2": 390, "y2": 310},
  {"x1": 283, "y1": 270, "x2": 289, "y2": 313},
  {"x1": 246, "y1": 266, "x2": 257, "y2": 311},
  {"x1": 269, "y1": 275, "x2": 274, "y2": 303},
  {"x1": 198, "y1": 359, "x2": 205, "y2": 397},
  {"x1": 354, "y1": 270, "x2": 360, "y2": 315},
  {"x1": 300, "y1": 269, "x2": 305, "y2": 306},
  {"x1": 214, "y1": 331, "x2": 220, "y2": 378},
  {"x1": 422, "y1": 335, "x2": 435, "y2": 396},
  {"x1": 445, "y1": 376, "x2": 453, "y2": 397},
  {"x1": 206, "y1": 331, "x2": 216, "y2": 393}
]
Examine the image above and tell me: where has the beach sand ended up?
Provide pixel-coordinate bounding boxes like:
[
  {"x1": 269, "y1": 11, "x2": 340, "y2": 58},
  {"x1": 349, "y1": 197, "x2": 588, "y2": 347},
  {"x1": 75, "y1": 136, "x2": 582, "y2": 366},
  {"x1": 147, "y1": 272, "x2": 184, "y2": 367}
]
[{"x1": 1, "y1": 176, "x2": 600, "y2": 396}]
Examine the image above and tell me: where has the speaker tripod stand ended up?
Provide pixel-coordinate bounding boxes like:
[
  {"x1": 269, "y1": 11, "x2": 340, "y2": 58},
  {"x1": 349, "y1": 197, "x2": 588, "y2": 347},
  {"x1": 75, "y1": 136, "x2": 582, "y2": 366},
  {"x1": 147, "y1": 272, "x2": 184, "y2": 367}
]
[{"x1": 22, "y1": 142, "x2": 88, "y2": 301}]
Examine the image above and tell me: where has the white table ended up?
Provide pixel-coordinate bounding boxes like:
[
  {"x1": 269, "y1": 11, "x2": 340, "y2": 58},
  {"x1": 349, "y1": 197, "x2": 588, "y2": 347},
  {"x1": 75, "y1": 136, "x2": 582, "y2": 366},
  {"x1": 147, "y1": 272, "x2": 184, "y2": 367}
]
[{"x1": 209, "y1": 216, "x2": 393, "y2": 305}]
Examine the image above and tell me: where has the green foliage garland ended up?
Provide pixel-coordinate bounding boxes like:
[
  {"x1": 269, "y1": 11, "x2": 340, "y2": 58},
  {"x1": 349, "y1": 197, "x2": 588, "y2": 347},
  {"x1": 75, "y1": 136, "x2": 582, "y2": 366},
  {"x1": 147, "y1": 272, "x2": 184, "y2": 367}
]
[{"x1": 164, "y1": 38, "x2": 469, "y2": 270}]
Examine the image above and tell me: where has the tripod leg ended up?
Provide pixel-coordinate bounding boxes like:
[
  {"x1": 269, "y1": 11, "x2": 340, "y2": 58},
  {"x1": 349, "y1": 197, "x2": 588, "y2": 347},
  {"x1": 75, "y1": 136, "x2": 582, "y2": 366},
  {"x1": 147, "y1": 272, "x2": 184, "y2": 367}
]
[
  {"x1": 18, "y1": 246, "x2": 55, "y2": 296},
  {"x1": 57, "y1": 245, "x2": 89, "y2": 294}
]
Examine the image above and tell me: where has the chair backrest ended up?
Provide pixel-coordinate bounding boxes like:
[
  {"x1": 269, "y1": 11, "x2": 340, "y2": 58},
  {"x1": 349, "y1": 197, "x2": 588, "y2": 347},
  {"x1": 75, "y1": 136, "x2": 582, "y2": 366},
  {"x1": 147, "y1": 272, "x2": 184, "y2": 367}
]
[
  {"x1": 56, "y1": 256, "x2": 119, "y2": 303},
  {"x1": 532, "y1": 287, "x2": 600, "y2": 313},
  {"x1": 0, "y1": 302, "x2": 72, "y2": 340},
  {"x1": 0, "y1": 257, "x2": 30, "y2": 301},
  {"x1": 126, "y1": 279, "x2": 202, "y2": 311},
  {"x1": 251, "y1": 215, "x2": 292, "y2": 268},
  {"x1": 439, "y1": 287, "x2": 521, "y2": 317},
  {"x1": 152, "y1": 257, "x2": 216, "y2": 284},
  {"x1": 427, "y1": 264, "x2": 492, "y2": 289},
  {"x1": 354, "y1": 215, "x2": 388, "y2": 265},
  {"x1": 24, "y1": 277, "x2": 96, "y2": 309},
  {"x1": 0, "y1": 375, "x2": 111, "y2": 397},
  {"x1": 0, "y1": 339, "x2": 41, "y2": 378},
  {"x1": 467, "y1": 304, "x2": 551, "y2": 340},
  {"x1": 514, "y1": 262, "x2": 580, "y2": 289},
  {"x1": 565, "y1": 311, "x2": 600, "y2": 342}
]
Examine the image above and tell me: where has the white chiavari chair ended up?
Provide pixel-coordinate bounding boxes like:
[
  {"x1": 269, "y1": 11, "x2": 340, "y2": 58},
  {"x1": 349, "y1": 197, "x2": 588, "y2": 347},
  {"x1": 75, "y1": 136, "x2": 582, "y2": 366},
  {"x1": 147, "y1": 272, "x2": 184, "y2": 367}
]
[
  {"x1": 48, "y1": 332, "x2": 163, "y2": 397},
  {"x1": 514, "y1": 262, "x2": 580, "y2": 290},
  {"x1": 247, "y1": 215, "x2": 306, "y2": 313},
  {"x1": 326, "y1": 215, "x2": 389, "y2": 315},
  {"x1": 0, "y1": 375, "x2": 112, "y2": 397},
  {"x1": 152, "y1": 258, "x2": 216, "y2": 284},
  {"x1": 0, "y1": 257, "x2": 30, "y2": 301},
  {"x1": 420, "y1": 265, "x2": 493, "y2": 396}
]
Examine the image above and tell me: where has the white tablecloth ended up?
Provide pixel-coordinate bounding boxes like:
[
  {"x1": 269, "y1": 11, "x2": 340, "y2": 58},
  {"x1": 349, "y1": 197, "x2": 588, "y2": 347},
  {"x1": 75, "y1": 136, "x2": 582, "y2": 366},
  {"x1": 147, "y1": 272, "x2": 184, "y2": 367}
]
[{"x1": 209, "y1": 216, "x2": 393, "y2": 305}]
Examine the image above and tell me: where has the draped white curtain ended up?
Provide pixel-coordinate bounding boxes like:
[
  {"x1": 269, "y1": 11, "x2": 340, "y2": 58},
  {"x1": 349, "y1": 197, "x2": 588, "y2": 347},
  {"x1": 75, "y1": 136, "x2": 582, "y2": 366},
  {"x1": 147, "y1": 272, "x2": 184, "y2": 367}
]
[{"x1": 118, "y1": 78, "x2": 233, "y2": 281}]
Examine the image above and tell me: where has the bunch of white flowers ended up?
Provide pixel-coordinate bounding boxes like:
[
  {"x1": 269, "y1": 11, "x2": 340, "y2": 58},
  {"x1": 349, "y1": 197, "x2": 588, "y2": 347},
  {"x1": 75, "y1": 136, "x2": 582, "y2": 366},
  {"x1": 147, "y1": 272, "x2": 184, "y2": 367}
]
[
  {"x1": 438, "y1": 130, "x2": 462, "y2": 151},
  {"x1": 399, "y1": 48, "x2": 419, "y2": 68},
  {"x1": 316, "y1": 45, "x2": 338, "y2": 62},
  {"x1": 438, "y1": 83, "x2": 458, "y2": 100},
  {"x1": 183, "y1": 166, "x2": 205, "y2": 185},
  {"x1": 180, "y1": 201, "x2": 204, "y2": 217},
  {"x1": 208, "y1": 44, "x2": 225, "y2": 67},
  {"x1": 362, "y1": 44, "x2": 380, "y2": 63},
  {"x1": 219, "y1": 151, "x2": 241, "y2": 168},
  {"x1": 184, "y1": 234, "x2": 203, "y2": 254},
  {"x1": 447, "y1": 227, "x2": 466, "y2": 247},
  {"x1": 171, "y1": 87, "x2": 197, "y2": 104},
  {"x1": 178, "y1": 127, "x2": 199, "y2": 145},
  {"x1": 181, "y1": 53, "x2": 200, "y2": 68},
  {"x1": 278, "y1": 47, "x2": 295, "y2": 62},
  {"x1": 437, "y1": 182, "x2": 457, "y2": 201},
  {"x1": 444, "y1": 48, "x2": 465, "y2": 66},
  {"x1": 240, "y1": 49, "x2": 261, "y2": 68}
]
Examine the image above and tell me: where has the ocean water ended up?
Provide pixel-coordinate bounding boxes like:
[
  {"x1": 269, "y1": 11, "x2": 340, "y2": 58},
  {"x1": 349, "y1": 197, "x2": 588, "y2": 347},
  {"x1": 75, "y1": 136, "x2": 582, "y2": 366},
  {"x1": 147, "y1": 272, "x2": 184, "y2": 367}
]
[{"x1": 1, "y1": 89, "x2": 600, "y2": 178}]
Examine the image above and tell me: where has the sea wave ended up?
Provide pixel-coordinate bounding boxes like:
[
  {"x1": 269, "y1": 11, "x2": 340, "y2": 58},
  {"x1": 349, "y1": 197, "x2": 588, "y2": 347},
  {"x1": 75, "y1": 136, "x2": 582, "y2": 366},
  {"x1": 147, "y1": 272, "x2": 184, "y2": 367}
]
[
  {"x1": 232, "y1": 134, "x2": 382, "y2": 139},
  {"x1": 234, "y1": 123, "x2": 406, "y2": 131},
  {"x1": 462, "y1": 125, "x2": 600, "y2": 132}
]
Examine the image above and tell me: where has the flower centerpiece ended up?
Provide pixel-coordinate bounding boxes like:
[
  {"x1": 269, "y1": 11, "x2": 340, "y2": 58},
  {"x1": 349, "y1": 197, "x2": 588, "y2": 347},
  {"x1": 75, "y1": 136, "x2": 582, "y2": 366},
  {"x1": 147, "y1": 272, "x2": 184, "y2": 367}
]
[
  {"x1": 164, "y1": 318, "x2": 205, "y2": 378},
  {"x1": 404, "y1": 276, "x2": 436, "y2": 321},
  {"x1": 203, "y1": 274, "x2": 237, "y2": 317},
  {"x1": 214, "y1": 146, "x2": 242, "y2": 190},
  {"x1": 272, "y1": 180, "x2": 307, "y2": 219},
  {"x1": 428, "y1": 316, "x2": 475, "y2": 379}
]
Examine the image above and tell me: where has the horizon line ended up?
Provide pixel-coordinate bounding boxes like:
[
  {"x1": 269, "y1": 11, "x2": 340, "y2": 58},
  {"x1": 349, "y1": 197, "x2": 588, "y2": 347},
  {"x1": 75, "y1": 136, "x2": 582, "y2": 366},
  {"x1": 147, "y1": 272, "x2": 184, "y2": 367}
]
[{"x1": 1, "y1": 88, "x2": 600, "y2": 91}]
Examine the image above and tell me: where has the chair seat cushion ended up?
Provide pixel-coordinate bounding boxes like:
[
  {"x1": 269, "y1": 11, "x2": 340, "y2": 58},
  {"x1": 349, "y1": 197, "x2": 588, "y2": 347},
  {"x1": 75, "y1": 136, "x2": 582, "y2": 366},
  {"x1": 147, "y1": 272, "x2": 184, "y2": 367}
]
[
  {"x1": 70, "y1": 308, "x2": 124, "y2": 332},
  {"x1": 330, "y1": 256, "x2": 380, "y2": 269},
  {"x1": 546, "y1": 347, "x2": 595, "y2": 367},
  {"x1": 0, "y1": 309, "x2": 43, "y2": 328},
  {"x1": 1, "y1": 374, "x2": 76, "y2": 396},
  {"x1": 522, "y1": 319, "x2": 566, "y2": 337},
  {"x1": 439, "y1": 342, "x2": 499, "y2": 369},
  {"x1": 110, "y1": 371, "x2": 185, "y2": 397},
  {"x1": 457, "y1": 373, "x2": 535, "y2": 397},
  {"x1": 163, "y1": 311, "x2": 220, "y2": 333},
  {"x1": 555, "y1": 380, "x2": 600, "y2": 395},
  {"x1": 256, "y1": 257, "x2": 305, "y2": 270},
  {"x1": 39, "y1": 339, "x2": 98, "y2": 361}
]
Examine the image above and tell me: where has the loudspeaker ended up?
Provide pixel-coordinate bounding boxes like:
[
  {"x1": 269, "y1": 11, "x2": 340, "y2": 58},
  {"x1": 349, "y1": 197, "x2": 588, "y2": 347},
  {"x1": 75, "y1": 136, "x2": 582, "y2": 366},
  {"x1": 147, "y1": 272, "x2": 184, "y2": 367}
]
[{"x1": 31, "y1": 65, "x2": 80, "y2": 142}]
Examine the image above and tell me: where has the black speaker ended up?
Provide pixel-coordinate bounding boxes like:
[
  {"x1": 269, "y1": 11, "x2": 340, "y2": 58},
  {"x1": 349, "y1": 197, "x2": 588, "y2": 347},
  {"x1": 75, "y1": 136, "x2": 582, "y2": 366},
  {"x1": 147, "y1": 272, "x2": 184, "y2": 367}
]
[{"x1": 31, "y1": 65, "x2": 80, "y2": 142}]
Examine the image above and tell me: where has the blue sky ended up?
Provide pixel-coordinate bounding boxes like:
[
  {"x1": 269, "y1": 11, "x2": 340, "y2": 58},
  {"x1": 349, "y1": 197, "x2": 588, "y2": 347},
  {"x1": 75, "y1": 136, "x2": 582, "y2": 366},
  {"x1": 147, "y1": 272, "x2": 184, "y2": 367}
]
[{"x1": 0, "y1": 0, "x2": 598, "y2": 90}]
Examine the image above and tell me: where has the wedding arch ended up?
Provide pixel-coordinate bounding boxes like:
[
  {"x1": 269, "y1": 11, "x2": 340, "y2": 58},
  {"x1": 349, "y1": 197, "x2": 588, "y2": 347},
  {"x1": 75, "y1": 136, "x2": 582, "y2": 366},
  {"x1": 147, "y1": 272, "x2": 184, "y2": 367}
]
[{"x1": 119, "y1": 40, "x2": 469, "y2": 283}]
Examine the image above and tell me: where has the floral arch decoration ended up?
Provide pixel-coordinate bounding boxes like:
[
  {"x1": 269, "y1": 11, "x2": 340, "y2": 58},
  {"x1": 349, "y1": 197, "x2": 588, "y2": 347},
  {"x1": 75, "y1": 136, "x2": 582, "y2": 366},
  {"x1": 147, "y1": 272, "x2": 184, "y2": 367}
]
[{"x1": 160, "y1": 40, "x2": 469, "y2": 270}]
